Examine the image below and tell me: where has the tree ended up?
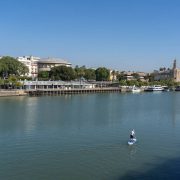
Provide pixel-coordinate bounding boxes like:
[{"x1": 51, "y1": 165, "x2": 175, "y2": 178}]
[
  {"x1": 38, "y1": 71, "x2": 49, "y2": 80},
  {"x1": 119, "y1": 80, "x2": 127, "y2": 86},
  {"x1": 132, "y1": 73, "x2": 140, "y2": 80},
  {"x1": 146, "y1": 73, "x2": 155, "y2": 82},
  {"x1": 95, "y1": 67, "x2": 110, "y2": 81},
  {"x1": 0, "y1": 78, "x2": 4, "y2": 88},
  {"x1": 84, "y1": 68, "x2": 96, "y2": 80},
  {"x1": 0, "y1": 56, "x2": 28, "y2": 77},
  {"x1": 50, "y1": 66, "x2": 76, "y2": 81},
  {"x1": 117, "y1": 72, "x2": 125, "y2": 81},
  {"x1": 74, "y1": 65, "x2": 86, "y2": 79}
]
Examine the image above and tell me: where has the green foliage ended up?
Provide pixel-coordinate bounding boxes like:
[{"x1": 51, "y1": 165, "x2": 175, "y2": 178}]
[
  {"x1": 0, "y1": 56, "x2": 29, "y2": 77},
  {"x1": 17, "y1": 76, "x2": 32, "y2": 81},
  {"x1": 8, "y1": 75, "x2": 17, "y2": 84},
  {"x1": 132, "y1": 73, "x2": 140, "y2": 79},
  {"x1": 0, "y1": 78, "x2": 4, "y2": 85},
  {"x1": 116, "y1": 73, "x2": 125, "y2": 81},
  {"x1": 119, "y1": 80, "x2": 127, "y2": 86},
  {"x1": 50, "y1": 66, "x2": 76, "y2": 81},
  {"x1": 147, "y1": 73, "x2": 155, "y2": 82},
  {"x1": 74, "y1": 65, "x2": 86, "y2": 78},
  {"x1": 95, "y1": 67, "x2": 110, "y2": 81},
  {"x1": 119, "y1": 78, "x2": 180, "y2": 88},
  {"x1": 38, "y1": 71, "x2": 49, "y2": 80},
  {"x1": 84, "y1": 68, "x2": 96, "y2": 80},
  {"x1": 15, "y1": 81, "x2": 23, "y2": 88}
]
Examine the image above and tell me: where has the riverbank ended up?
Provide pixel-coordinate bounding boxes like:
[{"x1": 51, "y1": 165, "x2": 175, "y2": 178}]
[
  {"x1": 0, "y1": 90, "x2": 27, "y2": 97},
  {"x1": 0, "y1": 88, "x2": 121, "y2": 97},
  {"x1": 0, "y1": 86, "x2": 179, "y2": 97}
]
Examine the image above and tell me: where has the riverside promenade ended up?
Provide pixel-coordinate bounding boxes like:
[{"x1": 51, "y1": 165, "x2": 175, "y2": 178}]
[{"x1": 25, "y1": 87, "x2": 121, "y2": 96}]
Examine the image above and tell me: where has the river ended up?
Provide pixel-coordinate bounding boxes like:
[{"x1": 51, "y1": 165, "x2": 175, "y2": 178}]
[{"x1": 0, "y1": 92, "x2": 180, "y2": 179}]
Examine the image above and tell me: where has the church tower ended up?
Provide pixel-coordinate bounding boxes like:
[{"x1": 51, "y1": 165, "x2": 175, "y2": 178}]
[{"x1": 173, "y1": 59, "x2": 177, "y2": 70}]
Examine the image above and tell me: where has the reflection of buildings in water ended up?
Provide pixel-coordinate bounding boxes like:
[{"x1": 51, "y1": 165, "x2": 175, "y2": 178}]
[
  {"x1": 24, "y1": 97, "x2": 38, "y2": 134},
  {"x1": 171, "y1": 93, "x2": 180, "y2": 127}
]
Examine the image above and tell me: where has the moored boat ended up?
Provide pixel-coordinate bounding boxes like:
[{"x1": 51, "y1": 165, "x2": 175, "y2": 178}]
[
  {"x1": 175, "y1": 86, "x2": 180, "y2": 91},
  {"x1": 144, "y1": 85, "x2": 164, "y2": 92},
  {"x1": 131, "y1": 85, "x2": 141, "y2": 93},
  {"x1": 162, "y1": 86, "x2": 170, "y2": 92}
]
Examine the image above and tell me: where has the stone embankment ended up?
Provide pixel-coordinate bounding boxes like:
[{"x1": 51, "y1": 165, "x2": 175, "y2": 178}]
[{"x1": 0, "y1": 90, "x2": 27, "y2": 97}]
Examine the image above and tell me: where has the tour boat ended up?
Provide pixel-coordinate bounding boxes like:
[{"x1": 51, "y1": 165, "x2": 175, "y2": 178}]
[{"x1": 145, "y1": 85, "x2": 164, "y2": 92}]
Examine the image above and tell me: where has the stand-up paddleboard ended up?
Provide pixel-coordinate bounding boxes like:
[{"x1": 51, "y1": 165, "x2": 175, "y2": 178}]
[{"x1": 128, "y1": 138, "x2": 137, "y2": 145}]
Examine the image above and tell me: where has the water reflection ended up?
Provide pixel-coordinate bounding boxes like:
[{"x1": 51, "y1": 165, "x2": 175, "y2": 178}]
[{"x1": 23, "y1": 97, "x2": 38, "y2": 134}]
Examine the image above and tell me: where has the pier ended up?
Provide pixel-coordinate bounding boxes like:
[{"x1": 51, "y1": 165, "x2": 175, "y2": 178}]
[
  {"x1": 21, "y1": 80, "x2": 121, "y2": 96},
  {"x1": 26, "y1": 87, "x2": 121, "y2": 96}
]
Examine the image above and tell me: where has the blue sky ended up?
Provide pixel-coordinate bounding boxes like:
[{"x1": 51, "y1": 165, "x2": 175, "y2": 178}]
[{"x1": 0, "y1": 0, "x2": 180, "y2": 72}]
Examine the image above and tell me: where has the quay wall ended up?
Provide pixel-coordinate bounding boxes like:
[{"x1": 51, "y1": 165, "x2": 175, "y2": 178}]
[{"x1": 0, "y1": 90, "x2": 27, "y2": 97}]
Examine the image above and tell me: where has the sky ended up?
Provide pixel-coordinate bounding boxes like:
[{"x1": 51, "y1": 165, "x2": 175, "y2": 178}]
[{"x1": 0, "y1": 0, "x2": 180, "y2": 72}]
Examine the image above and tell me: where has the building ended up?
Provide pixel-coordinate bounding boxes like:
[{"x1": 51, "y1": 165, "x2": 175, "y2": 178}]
[
  {"x1": 38, "y1": 57, "x2": 72, "y2": 72},
  {"x1": 109, "y1": 70, "x2": 118, "y2": 81},
  {"x1": 17, "y1": 56, "x2": 40, "y2": 79},
  {"x1": 22, "y1": 80, "x2": 95, "y2": 90},
  {"x1": 17, "y1": 56, "x2": 72, "y2": 79},
  {"x1": 120, "y1": 71, "x2": 147, "y2": 81},
  {"x1": 154, "y1": 59, "x2": 180, "y2": 82}
]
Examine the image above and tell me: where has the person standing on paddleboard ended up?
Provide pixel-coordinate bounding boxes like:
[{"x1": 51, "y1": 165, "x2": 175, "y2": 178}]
[{"x1": 130, "y1": 129, "x2": 135, "y2": 139}]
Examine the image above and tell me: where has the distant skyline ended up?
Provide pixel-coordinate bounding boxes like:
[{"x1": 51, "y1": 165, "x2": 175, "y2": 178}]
[{"x1": 0, "y1": 0, "x2": 180, "y2": 72}]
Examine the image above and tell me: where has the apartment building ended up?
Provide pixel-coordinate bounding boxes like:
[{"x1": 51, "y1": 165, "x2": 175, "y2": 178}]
[{"x1": 17, "y1": 56, "x2": 40, "y2": 79}]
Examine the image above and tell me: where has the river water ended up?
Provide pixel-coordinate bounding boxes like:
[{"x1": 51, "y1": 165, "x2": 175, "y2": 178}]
[{"x1": 0, "y1": 92, "x2": 180, "y2": 180}]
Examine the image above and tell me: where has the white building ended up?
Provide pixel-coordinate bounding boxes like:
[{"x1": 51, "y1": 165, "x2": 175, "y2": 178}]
[
  {"x1": 38, "y1": 57, "x2": 72, "y2": 72},
  {"x1": 17, "y1": 56, "x2": 40, "y2": 79},
  {"x1": 17, "y1": 56, "x2": 72, "y2": 79}
]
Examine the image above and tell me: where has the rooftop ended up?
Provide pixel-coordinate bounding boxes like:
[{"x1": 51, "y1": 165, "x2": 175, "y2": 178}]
[{"x1": 38, "y1": 57, "x2": 71, "y2": 65}]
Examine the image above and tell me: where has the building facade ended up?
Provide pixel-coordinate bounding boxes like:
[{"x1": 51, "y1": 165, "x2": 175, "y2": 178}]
[
  {"x1": 121, "y1": 71, "x2": 147, "y2": 81},
  {"x1": 154, "y1": 59, "x2": 180, "y2": 82},
  {"x1": 17, "y1": 56, "x2": 72, "y2": 79},
  {"x1": 17, "y1": 56, "x2": 40, "y2": 79},
  {"x1": 38, "y1": 57, "x2": 72, "y2": 72}
]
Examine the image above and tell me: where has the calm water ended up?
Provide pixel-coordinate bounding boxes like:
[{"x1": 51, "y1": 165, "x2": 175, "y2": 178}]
[{"x1": 0, "y1": 92, "x2": 180, "y2": 180}]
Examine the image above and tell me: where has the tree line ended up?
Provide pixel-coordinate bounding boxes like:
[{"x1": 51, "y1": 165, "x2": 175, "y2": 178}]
[
  {"x1": 39, "y1": 65, "x2": 180, "y2": 87},
  {"x1": 38, "y1": 65, "x2": 110, "y2": 81}
]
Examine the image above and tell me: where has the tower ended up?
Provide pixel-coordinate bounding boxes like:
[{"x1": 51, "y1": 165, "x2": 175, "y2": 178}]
[{"x1": 173, "y1": 59, "x2": 177, "y2": 70}]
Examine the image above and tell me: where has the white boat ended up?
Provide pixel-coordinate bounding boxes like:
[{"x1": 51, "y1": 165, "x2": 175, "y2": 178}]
[
  {"x1": 145, "y1": 85, "x2": 164, "y2": 92},
  {"x1": 128, "y1": 138, "x2": 137, "y2": 145},
  {"x1": 131, "y1": 85, "x2": 141, "y2": 93}
]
